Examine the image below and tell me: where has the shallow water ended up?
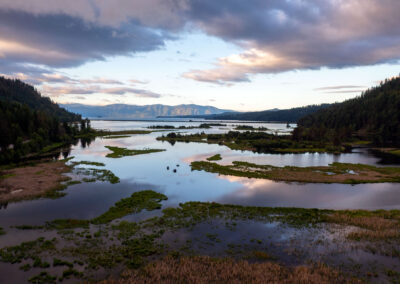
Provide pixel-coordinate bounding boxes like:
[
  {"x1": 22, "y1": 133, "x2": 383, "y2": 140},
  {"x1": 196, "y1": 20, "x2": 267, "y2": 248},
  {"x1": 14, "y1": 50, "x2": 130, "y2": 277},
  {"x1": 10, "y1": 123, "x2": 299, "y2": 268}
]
[{"x1": 0, "y1": 120, "x2": 399, "y2": 228}]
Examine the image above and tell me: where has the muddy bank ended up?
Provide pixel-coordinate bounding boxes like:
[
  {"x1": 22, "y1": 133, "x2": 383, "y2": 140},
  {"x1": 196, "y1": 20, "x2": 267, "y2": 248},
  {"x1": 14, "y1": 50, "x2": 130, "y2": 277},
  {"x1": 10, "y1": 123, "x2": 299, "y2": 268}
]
[{"x1": 0, "y1": 160, "x2": 71, "y2": 203}]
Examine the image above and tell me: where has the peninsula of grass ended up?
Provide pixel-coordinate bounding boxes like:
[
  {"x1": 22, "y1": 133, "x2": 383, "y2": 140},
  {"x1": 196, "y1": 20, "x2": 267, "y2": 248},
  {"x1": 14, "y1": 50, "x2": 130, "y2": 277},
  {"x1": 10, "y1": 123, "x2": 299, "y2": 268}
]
[
  {"x1": 46, "y1": 190, "x2": 168, "y2": 229},
  {"x1": 234, "y1": 125, "x2": 268, "y2": 131},
  {"x1": 206, "y1": 154, "x2": 222, "y2": 161},
  {"x1": 71, "y1": 161, "x2": 105, "y2": 167},
  {"x1": 91, "y1": 190, "x2": 168, "y2": 224},
  {"x1": 105, "y1": 146, "x2": 165, "y2": 158},
  {"x1": 190, "y1": 161, "x2": 400, "y2": 184},
  {"x1": 76, "y1": 129, "x2": 151, "y2": 139},
  {"x1": 148, "y1": 123, "x2": 227, "y2": 130},
  {"x1": 102, "y1": 135, "x2": 131, "y2": 139},
  {"x1": 157, "y1": 131, "x2": 347, "y2": 154},
  {"x1": 74, "y1": 167, "x2": 120, "y2": 184}
]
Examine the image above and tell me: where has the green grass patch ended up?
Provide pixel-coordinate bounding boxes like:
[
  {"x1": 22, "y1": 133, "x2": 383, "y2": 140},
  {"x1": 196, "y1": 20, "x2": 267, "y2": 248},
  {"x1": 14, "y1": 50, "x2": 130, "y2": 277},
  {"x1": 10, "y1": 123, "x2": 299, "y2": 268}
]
[
  {"x1": 190, "y1": 161, "x2": 400, "y2": 184},
  {"x1": 46, "y1": 190, "x2": 168, "y2": 229},
  {"x1": 206, "y1": 154, "x2": 222, "y2": 161},
  {"x1": 157, "y1": 131, "x2": 346, "y2": 154},
  {"x1": 92, "y1": 190, "x2": 168, "y2": 224},
  {"x1": 71, "y1": 161, "x2": 105, "y2": 167},
  {"x1": 102, "y1": 135, "x2": 131, "y2": 139},
  {"x1": 76, "y1": 129, "x2": 151, "y2": 139},
  {"x1": 0, "y1": 173, "x2": 16, "y2": 180},
  {"x1": 74, "y1": 167, "x2": 119, "y2": 184},
  {"x1": 105, "y1": 146, "x2": 165, "y2": 158}
]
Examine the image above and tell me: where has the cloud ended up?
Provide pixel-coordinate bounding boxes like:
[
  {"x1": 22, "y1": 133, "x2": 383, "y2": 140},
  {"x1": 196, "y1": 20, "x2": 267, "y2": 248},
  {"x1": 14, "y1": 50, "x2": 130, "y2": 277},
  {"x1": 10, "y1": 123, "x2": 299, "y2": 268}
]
[
  {"x1": 41, "y1": 84, "x2": 162, "y2": 98},
  {"x1": 79, "y1": 78, "x2": 123, "y2": 85},
  {"x1": 322, "y1": 89, "x2": 365, "y2": 94},
  {"x1": 1, "y1": 0, "x2": 400, "y2": 84},
  {"x1": 182, "y1": 0, "x2": 400, "y2": 83},
  {"x1": 0, "y1": 8, "x2": 168, "y2": 68},
  {"x1": 129, "y1": 79, "x2": 148, "y2": 85},
  {"x1": 314, "y1": 85, "x2": 366, "y2": 91},
  {"x1": 314, "y1": 85, "x2": 367, "y2": 94}
]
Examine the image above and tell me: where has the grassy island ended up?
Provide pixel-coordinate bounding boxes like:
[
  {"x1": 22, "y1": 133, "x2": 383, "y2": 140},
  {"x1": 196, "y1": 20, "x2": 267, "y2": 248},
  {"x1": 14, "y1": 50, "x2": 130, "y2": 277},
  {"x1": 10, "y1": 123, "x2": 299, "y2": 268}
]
[
  {"x1": 191, "y1": 161, "x2": 400, "y2": 184},
  {"x1": 105, "y1": 146, "x2": 165, "y2": 158}
]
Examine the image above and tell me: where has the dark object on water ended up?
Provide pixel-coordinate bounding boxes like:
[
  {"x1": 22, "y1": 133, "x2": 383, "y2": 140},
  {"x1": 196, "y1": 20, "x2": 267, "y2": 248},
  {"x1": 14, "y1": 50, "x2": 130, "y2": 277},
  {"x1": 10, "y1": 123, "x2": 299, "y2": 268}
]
[
  {"x1": 176, "y1": 164, "x2": 180, "y2": 167},
  {"x1": 173, "y1": 169, "x2": 177, "y2": 173},
  {"x1": 167, "y1": 166, "x2": 170, "y2": 170}
]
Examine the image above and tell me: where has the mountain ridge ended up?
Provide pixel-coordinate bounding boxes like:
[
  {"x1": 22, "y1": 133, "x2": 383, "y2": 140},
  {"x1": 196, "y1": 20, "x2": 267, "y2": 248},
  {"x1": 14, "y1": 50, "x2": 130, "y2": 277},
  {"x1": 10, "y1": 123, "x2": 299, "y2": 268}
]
[{"x1": 61, "y1": 103, "x2": 232, "y2": 119}]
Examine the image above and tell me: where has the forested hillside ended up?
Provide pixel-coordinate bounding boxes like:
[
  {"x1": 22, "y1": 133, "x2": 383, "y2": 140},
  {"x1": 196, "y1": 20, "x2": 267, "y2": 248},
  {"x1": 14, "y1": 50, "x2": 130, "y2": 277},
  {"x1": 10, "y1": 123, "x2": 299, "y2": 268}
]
[
  {"x1": 0, "y1": 77, "x2": 87, "y2": 163},
  {"x1": 0, "y1": 77, "x2": 80, "y2": 122},
  {"x1": 203, "y1": 104, "x2": 331, "y2": 122},
  {"x1": 295, "y1": 77, "x2": 400, "y2": 146}
]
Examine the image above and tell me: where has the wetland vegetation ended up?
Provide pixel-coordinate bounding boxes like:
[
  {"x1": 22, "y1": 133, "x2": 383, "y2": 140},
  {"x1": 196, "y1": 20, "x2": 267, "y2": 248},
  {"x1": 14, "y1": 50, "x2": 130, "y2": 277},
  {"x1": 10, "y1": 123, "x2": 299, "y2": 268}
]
[
  {"x1": 157, "y1": 131, "x2": 346, "y2": 154},
  {"x1": 206, "y1": 154, "x2": 222, "y2": 161},
  {"x1": 104, "y1": 146, "x2": 165, "y2": 158},
  {"x1": 1, "y1": 190, "x2": 400, "y2": 282},
  {"x1": 191, "y1": 161, "x2": 400, "y2": 184}
]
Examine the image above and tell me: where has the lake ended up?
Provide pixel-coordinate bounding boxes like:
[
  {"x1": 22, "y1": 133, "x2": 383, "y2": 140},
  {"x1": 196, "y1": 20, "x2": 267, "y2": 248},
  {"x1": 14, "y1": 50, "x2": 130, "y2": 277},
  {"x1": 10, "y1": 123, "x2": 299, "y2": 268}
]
[{"x1": 1, "y1": 120, "x2": 399, "y2": 228}]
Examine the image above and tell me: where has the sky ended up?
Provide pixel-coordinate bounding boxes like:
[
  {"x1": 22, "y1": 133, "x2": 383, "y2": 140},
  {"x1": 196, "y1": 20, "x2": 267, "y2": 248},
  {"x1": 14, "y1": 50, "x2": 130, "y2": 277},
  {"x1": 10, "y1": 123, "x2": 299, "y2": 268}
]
[{"x1": 1, "y1": 0, "x2": 400, "y2": 111}]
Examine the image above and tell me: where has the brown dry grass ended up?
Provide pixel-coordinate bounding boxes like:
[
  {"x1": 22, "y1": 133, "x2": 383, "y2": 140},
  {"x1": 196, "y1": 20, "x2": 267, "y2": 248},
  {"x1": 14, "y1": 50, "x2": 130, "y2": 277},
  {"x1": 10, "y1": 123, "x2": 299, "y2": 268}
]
[
  {"x1": 102, "y1": 256, "x2": 358, "y2": 284},
  {"x1": 0, "y1": 160, "x2": 70, "y2": 202},
  {"x1": 328, "y1": 213, "x2": 400, "y2": 241}
]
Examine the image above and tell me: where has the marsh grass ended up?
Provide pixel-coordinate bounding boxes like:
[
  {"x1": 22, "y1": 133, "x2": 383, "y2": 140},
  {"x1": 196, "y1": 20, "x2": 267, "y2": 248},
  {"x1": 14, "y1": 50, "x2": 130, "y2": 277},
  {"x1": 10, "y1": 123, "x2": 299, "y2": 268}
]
[
  {"x1": 3, "y1": 191, "x2": 399, "y2": 282},
  {"x1": 206, "y1": 154, "x2": 222, "y2": 161},
  {"x1": 102, "y1": 135, "x2": 131, "y2": 139},
  {"x1": 47, "y1": 190, "x2": 168, "y2": 228},
  {"x1": 190, "y1": 161, "x2": 400, "y2": 184},
  {"x1": 92, "y1": 190, "x2": 168, "y2": 224},
  {"x1": 76, "y1": 130, "x2": 151, "y2": 139},
  {"x1": 71, "y1": 161, "x2": 105, "y2": 167},
  {"x1": 327, "y1": 211, "x2": 400, "y2": 241},
  {"x1": 102, "y1": 255, "x2": 355, "y2": 284},
  {"x1": 157, "y1": 131, "x2": 345, "y2": 154},
  {"x1": 74, "y1": 167, "x2": 120, "y2": 184},
  {"x1": 105, "y1": 146, "x2": 165, "y2": 158}
]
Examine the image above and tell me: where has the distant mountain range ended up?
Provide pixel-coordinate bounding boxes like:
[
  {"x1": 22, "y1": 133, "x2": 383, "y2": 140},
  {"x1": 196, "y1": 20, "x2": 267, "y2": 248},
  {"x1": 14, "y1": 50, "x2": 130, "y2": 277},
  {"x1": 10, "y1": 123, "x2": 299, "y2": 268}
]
[
  {"x1": 61, "y1": 103, "x2": 232, "y2": 120},
  {"x1": 164, "y1": 105, "x2": 332, "y2": 123}
]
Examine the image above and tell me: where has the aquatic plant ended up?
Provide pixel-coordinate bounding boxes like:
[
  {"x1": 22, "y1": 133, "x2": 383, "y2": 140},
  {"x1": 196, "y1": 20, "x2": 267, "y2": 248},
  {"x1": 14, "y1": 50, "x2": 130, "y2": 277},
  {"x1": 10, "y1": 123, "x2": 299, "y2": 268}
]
[
  {"x1": 105, "y1": 146, "x2": 165, "y2": 158},
  {"x1": 190, "y1": 161, "x2": 400, "y2": 184},
  {"x1": 206, "y1": 154, "x2": 222, "y2": 161}
]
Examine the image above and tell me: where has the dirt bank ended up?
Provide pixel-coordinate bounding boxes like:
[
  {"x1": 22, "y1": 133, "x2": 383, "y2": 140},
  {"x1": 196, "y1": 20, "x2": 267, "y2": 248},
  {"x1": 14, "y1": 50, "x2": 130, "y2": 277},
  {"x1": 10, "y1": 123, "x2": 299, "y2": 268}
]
[{"x1": 0, "y1": 160, "x2": 71, "y2": 203}]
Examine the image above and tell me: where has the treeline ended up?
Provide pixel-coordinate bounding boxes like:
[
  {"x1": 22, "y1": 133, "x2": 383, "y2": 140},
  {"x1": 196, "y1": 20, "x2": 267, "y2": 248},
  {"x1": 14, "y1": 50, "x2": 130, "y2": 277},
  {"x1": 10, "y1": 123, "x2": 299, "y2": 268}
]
[
  {"x1": 202, "y1": 104, "x2": 331, "y2": 122},
  {"x1": 0, "y1": 77, "x2": 80, "y2": 122},
  {"x1": 0, "y1": 77, "x2": 89, "y2": 164},
  {"x1": 295, "y1": 76, "x2": 400, "y2": 146}
]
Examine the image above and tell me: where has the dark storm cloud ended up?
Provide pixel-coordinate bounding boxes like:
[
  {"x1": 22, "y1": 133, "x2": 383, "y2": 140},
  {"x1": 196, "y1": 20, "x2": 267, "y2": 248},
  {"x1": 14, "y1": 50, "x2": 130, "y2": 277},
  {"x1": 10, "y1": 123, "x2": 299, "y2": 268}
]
[
  {"x1": 182, "y1": 0, "x2": 400, "y2": 83},
  {"x1": 1, "y1": 0, "x2": 400, "y2": 85},
  {"x1": 0, "y1": 9, "x2": 168, "y2": 67}
]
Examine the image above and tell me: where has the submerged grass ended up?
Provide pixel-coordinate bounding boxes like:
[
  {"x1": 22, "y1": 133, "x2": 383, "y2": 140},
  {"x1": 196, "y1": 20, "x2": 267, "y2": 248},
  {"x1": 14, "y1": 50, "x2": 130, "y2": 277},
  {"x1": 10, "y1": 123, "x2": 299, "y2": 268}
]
[
  {"x1": 2, "y1": 190, "x2": 400, "y2": 282},
  {"x1": 74, "y1": 167, "x2": 120, "y2": 184},
  {"x1": 190, "y1": 160, "x2": 400, "y2": 184},
  {"x1": 71, "y1": 161, "x2": 105, "y2": 167},
  {"x1": 105, "y1": 146, "x2": 165, "y2": 158}
]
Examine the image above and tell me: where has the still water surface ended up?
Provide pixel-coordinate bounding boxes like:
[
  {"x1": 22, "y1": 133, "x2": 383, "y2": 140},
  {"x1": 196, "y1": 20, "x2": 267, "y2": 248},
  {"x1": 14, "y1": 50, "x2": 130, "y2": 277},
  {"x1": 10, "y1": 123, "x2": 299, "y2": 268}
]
[{"x1": 1, "y1": 120, "x2": 399, "y2": 227}]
